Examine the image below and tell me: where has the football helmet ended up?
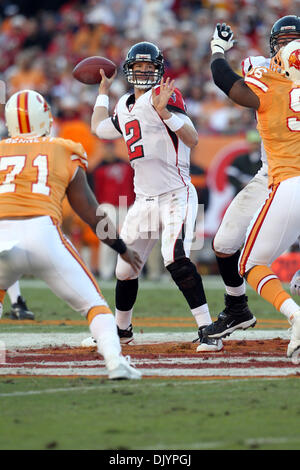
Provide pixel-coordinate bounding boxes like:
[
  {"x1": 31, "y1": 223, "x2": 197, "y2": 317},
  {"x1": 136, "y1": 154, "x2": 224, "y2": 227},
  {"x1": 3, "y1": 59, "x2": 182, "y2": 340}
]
[
  {"x1": 270, "y1": 15, "x2": 300, "y2": 56},
  {"x1": 281, "y1": 39, "x2": 300, "y2": 84},
  {"x1": 123, "y1": 41, "x2": 164, "y2": 89},
  {"x1": 5, "y1": 90, "x2": 53, "y2": 138}
]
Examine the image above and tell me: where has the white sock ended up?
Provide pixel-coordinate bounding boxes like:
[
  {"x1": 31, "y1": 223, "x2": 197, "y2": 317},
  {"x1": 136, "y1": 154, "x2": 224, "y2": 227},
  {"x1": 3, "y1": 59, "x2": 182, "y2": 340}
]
[
  {"x1": 280, "y1": 298, "x2": 300, "y2": 323},
  {"x1": 7, "y1": 282, "x2": 21, "y2": 304},
  {"x1": 191, "y1": 304, "x2": 212, "y2": 328},
  {"x1": 225, "y1": 280, "x2": 246, "y2": 297},
  {"x1": 89, "y1": 314, "x2": 121, "y2": 362},
  {"x1": 115, "y1": 308, "x2": 133, "y2": 330},
  {"x1": 0, "y1": 303, "x2": 2, "y2": 319}
]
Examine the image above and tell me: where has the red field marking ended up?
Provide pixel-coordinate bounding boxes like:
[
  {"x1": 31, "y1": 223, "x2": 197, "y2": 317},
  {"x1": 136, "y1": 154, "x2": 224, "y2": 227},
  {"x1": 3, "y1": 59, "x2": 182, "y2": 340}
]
[{"x1": 1, "y1": 339, "x2": 300, "y2": 379}]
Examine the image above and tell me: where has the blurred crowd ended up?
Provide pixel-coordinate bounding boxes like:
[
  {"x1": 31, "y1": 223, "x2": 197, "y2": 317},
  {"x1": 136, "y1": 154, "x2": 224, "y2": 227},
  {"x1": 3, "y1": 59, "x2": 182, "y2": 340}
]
[
  {"x1": 0, "y1": 0, "x2": 299, "y2": 279},
  {"x1": 0, "y1": 0, "x2": 299, "y2": 135}
]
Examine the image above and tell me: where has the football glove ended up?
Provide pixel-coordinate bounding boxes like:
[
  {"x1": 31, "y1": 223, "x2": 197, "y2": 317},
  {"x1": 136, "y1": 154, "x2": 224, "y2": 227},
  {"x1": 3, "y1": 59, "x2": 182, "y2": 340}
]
[
  {"x1": 290, "y1": 270, "x2": 300, "y2": 296},
  {"x1": 211, "y1": 23, "x2": 234, "y2": 54}
]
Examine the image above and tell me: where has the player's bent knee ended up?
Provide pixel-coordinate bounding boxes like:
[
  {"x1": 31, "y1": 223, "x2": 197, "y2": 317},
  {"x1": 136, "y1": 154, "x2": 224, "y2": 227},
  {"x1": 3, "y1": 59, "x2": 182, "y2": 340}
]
[
  {"x1": 166, "y1": 257, "x2": 200, "y2": 289},
  {"x1": 213, "y1": 233, "x2": 236, "y2": 256}
]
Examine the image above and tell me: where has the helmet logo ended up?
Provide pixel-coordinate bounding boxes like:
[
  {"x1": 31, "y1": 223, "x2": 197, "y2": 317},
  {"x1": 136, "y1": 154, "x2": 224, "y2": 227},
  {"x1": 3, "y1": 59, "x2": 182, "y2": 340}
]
[
  {"x1": 170, "y1": 92, "x2": 177, "y2": 103},
  {"x1": 288, "y1": 48, "x2": 300, "y2": 70},
  {"x1": 135, "y1": 54, "x2": 152, "y2": 60},
  {"x1": 281, "y1": 25, "x2": 296, "y2": 31}
]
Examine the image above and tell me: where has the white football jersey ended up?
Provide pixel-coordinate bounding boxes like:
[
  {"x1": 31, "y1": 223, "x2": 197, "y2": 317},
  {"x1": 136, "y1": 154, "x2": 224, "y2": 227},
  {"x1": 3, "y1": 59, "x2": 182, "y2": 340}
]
[
  {"x1": 111, "y1": 86, "x2": 193, "y2": 197},
  {"x1": 241, "y1": 55, "x2": 271, "y2": 166}
]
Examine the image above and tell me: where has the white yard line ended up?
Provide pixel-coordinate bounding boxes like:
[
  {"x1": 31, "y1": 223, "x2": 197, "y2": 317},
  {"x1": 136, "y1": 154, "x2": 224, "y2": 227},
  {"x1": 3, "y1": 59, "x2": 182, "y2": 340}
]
[
  {"x1": 0, "y1": 330, "x2": 292, "y2": 350},
  {"x1": 1, "y1": 356, "x2": 296, "y2": 367}
]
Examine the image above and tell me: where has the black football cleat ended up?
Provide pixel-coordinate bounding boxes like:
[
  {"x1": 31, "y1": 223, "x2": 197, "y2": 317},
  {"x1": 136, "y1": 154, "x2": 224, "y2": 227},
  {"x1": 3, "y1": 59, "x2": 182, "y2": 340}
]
[
  {"x1": 193, "y1": 325, "x2": 223, "y2": 352},
  {"x1": 203, "y1": 294, "x2": 256, "y2": 339},
  {"x1": 117, "y1": 324, "x2": 134, "y2": 344},
  {"x1": 10, "y1": 296, "x2": 35, "y2": 320}
]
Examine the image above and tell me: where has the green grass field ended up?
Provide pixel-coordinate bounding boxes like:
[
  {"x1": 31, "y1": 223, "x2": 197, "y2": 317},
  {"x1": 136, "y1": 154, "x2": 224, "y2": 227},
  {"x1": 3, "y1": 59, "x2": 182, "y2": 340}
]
[{"x1": 1, "y1": 277, "x2": 300, "y2": 451}]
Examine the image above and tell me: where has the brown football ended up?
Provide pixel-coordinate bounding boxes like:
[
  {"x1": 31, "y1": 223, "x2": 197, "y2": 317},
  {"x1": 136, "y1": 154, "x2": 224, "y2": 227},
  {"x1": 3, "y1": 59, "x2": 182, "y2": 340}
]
[{"x1": 72, "y1": 56, "x2": 117, "y2": 85}]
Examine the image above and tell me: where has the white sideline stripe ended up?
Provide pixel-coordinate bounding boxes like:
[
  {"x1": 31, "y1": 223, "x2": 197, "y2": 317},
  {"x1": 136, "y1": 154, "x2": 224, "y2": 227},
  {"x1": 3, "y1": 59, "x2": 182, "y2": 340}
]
[
  {"x1": 1, "y1": 356, "x2": 295, "y2": 367},
  {"x1": 0, "y1": 366, "x2": 299, "y2": 377},
  {"x1": 0, "y1": 330, "x2": 292, "y2": 350}
]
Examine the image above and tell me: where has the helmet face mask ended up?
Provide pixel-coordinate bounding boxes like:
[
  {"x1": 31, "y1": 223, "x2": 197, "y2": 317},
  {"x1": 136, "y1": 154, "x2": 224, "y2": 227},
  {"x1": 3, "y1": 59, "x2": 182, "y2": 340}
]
[
  {"x1": 5, "y1": 90, "x2": 53, "y2": 138},
  {"x1": 270, "y1": 15, "x2": 300, "y2": 56},
  {"x1": 123, "y1": 42, "x2": 164, "y2": 89}
]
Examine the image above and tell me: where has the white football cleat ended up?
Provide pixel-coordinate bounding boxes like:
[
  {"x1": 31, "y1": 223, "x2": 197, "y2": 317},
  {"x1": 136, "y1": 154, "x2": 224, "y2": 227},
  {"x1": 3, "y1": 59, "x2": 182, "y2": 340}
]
[
  {"x1": 81, "y1": 336, "x2": 97, "y2": 347},
  {"x1": 107, "y1": 355, "x2": 142, "y2": 380},
  {"x1": 287, "y1": 311, "x2": 300, "y2": 364}
]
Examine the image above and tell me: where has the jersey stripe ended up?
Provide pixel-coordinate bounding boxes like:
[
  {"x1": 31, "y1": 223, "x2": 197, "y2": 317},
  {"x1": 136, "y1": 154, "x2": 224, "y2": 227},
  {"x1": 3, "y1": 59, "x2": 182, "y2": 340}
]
[
  {"x1": 245, "y1": 76, "x2": 269, "y2": 92},
  {"x1": 239, "y1": 183, "x2": 279, "y2": 276},
  {"x1": 71, "y1": 154, "x2": 88, "y2": 168}
]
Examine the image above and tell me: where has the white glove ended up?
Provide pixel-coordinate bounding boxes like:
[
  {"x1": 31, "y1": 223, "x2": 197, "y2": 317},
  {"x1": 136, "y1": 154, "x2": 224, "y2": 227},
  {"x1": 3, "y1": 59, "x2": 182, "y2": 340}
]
[
  {"x1": 211, "y1": 23, "x2": 234, "y2": 54},
  {"x1": 290, "y1": 270, "x2": 300, "y2": 296}
]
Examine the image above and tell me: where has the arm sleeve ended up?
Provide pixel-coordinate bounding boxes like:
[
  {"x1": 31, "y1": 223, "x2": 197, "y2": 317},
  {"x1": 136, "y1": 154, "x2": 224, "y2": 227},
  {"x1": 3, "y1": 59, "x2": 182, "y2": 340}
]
[{"x1": 95, "y1": 117, "x2": 122, "y2": 140}]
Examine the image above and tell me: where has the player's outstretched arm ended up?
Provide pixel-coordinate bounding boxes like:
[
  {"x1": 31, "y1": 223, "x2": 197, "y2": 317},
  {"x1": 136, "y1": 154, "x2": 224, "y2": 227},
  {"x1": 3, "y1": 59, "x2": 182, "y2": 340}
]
[
  {"x1": 66, "y1": 167, "x2": 142, "y2": 272},
  {"x1": 91, "y1": 68, "x2": 119, "y2": 136},
  {"x1": 210, "y1": 23, "x2": 260, "y2": 110}
]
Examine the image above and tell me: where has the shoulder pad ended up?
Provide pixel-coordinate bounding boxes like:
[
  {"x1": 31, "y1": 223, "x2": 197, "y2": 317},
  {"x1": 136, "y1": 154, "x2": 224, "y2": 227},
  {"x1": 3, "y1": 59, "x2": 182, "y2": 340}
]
[
  {"x1": 241, "y1": 56, "x2": 270, "y2": 76},
  {"x1": 53, "y1": 137, "x2": 87, "y2": 159}
]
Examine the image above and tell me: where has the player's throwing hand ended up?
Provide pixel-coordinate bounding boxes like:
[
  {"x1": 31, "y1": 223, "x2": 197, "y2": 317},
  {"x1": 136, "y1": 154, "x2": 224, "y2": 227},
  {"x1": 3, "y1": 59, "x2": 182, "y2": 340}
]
[{"x1": 98, "y1": 68, "x2": 117, "y2": 95}]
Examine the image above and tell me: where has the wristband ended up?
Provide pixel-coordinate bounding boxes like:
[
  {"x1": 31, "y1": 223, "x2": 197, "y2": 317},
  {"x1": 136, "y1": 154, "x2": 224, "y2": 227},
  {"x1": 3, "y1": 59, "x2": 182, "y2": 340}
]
[
  {"x1": 211, "y1": 42, "x2": 225, "y2": 55},
  {"x1": 110, "y1": 238, "x2": 127, "y2": 255},
  {"x1": 94, "y1": 94, "x2": 109, "y2": 110},
  {"x1": 163, "y1": 113, "x2": 184, "y2": 132}
]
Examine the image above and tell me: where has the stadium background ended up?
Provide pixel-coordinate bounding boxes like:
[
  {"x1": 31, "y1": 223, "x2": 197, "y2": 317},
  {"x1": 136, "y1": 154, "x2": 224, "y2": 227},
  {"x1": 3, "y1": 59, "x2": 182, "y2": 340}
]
[{"x1": 0, "y1": 0, "x2": 299, "y2": 281}]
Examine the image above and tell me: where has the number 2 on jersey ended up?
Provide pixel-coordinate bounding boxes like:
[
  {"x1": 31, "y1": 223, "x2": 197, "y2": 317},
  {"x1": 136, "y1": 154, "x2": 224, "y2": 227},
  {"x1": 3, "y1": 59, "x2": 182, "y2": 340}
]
[
  {"x1": 125, "y1": 119, "x2": 144, "y2": 161},
  {"x1": 0, "y1": 154, "x2": 50, "y2": 195}
]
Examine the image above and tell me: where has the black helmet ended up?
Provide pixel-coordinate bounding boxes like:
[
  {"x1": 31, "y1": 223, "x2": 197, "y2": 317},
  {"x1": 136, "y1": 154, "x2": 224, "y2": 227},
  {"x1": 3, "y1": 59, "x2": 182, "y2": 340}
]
[
  {"x1": 270, "y1": 15, "x2": 300, "y2": 56},
  {"x1": 123, "y1": 41, "x2": 164, "y2": 89}
]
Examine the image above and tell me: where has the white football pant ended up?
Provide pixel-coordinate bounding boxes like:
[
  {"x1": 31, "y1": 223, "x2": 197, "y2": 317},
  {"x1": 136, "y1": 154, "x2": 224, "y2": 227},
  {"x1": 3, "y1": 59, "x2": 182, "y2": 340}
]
[
  {"x1": 239, "y1": 176, "x2": 300, "y2": 274},
  {"x1": 213, "y1": 164, "x2": 269, "y2": 254},
  {"x1": 116, "y1": 183, "x2": 198, "y2": 280},
  {"x1": 0, "y1": 216, "x2": 109, "y2": 316}
]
